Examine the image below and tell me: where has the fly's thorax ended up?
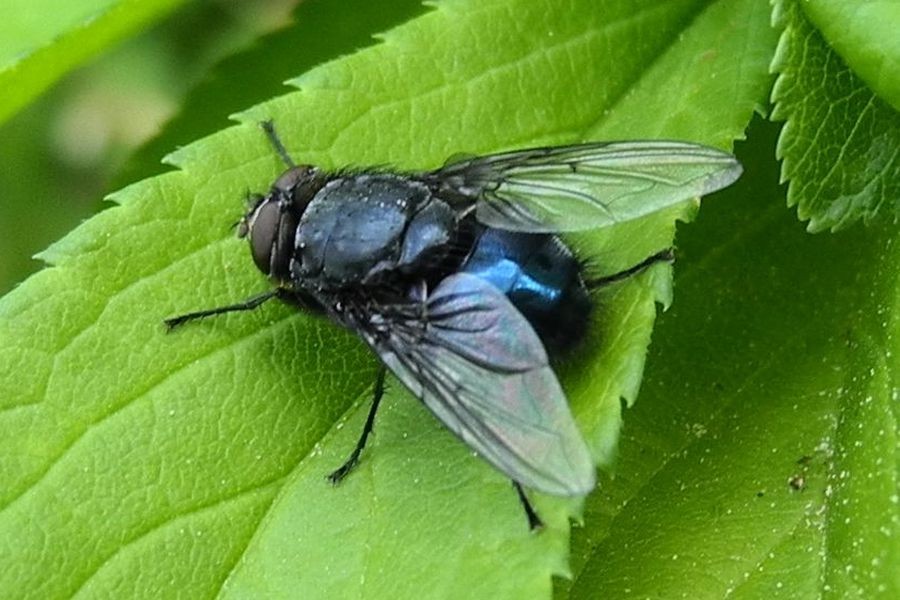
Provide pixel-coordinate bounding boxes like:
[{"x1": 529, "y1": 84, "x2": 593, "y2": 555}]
[
  {"x1": 238, "y1": 165, "x2": 326, "y2": 282},
  {"x1": 290, "y1": 174, "x2": 458, "y2": 289}
]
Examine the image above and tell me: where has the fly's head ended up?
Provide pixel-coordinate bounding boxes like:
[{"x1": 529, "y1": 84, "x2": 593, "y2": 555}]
[{"x1": 238, "y1": 165, "x2": 324, "y2": 282}]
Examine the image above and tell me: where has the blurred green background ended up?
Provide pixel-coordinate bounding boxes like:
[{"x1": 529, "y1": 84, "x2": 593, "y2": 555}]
[{"x1": 0, "y1": 0, "x2": 296, "y2": 295}]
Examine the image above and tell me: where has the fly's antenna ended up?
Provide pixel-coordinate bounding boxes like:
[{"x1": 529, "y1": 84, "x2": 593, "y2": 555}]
[{"x1": 260, "y1": 120, "x2": 296, "y2": 168}]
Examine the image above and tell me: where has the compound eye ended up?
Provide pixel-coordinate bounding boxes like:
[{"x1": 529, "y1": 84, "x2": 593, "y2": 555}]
[
  {"x1": 248, "y1": 199, "x2": 280, "y2": 275},
  {"x1": 272, "y1": 166, "x2": 315, "y2": 193},
  {"x1": 238, "y1": 194, "x2": 265, "y2": 239}
]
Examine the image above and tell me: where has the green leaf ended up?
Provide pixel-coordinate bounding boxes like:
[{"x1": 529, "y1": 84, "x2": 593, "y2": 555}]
[
  {"x1": 566, "y1": 117, "x2": 899, "y2": 599},
  {"x1": 0, "y1": 0, "x2": 773, "y2": 597},
  {"x1": 0, "y1": 0, "x2": 191, "y2": 126},
  {"x1": 770, "y1": 0, "x2": 900, "y2": 232},
  {"x1": 801, "y1": 0, "x2": 900, "y2": 112}
]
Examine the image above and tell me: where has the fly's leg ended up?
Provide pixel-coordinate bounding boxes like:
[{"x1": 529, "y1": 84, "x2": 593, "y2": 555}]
[
  {"x1": 586, "y1": 248, "x2": 675, "y2": 289},
  {"x1": 328, "y1": 366, "x2": 388, "y2": 484},
  {"x1": 401, "y1": 279, "x2": 429, "y2": 342},
  {"x1": 416, "y1": 280, "x2": 429, "y2": 338},
  {"x1": 513, "y1": 481, "x2": 544, "y2": 530},
  {"x1": 416, "y1": 280, "x2": 429, "y2": 321},
  {"x1": 164, "y1": 289, "x2": 281, "y2": 330}
]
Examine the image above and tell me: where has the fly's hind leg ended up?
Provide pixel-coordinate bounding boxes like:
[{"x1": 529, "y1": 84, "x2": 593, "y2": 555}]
[
  {"x1": 328, "y1": 365, "x2": 388, "y2": 484},
  {"x1": 586, "y1": 248, "x2": 675, "y2": 290}
]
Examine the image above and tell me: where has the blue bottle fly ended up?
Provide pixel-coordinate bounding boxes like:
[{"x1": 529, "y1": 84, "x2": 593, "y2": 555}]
[{"x1": 166, "y1": 122, "x2": 742, "y2": 528}]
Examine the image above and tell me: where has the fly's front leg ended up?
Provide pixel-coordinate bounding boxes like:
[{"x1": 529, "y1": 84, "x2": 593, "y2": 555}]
[
  {"x1": 164, "y1": 289, "x2": 281, "y2": 330},
  {"x1": 328, "y1": 366, "x2": 388, "y2": 484}
]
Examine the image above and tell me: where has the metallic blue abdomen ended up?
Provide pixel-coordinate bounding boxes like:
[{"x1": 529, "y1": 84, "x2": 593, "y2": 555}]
[{"x1": 460, "y1": 228, "x2": 591, "y2": 353}]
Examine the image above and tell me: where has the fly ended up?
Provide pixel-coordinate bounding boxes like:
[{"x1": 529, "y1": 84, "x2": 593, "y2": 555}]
[{"x1": 166, "y1": 122, "x2": 742, "y2": 528}]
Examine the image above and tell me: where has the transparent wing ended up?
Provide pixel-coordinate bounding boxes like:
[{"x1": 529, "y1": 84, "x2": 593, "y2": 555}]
[
  {"x1": 355, "y1": 273, "x2": 595, "y2": 496},
  {"x1": 427, "y1": 141, "x2": 742, "y2": 232}
]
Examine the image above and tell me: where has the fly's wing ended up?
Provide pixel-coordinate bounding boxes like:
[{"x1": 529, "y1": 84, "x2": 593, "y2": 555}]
[
  {"x1": 427, "y1": 141, "x2": 742, "y2": 232},
  {"x1": 355, "y1": 273, "x2": 595, "y2": 496}
]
